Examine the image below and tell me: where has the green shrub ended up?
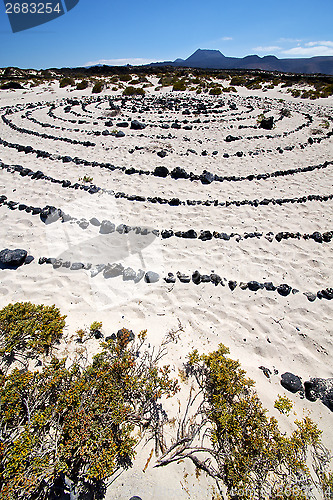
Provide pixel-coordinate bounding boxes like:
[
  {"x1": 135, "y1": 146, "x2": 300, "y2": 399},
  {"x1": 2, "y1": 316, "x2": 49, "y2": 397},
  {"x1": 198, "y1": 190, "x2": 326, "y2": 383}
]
[
  {"x1": 90, "y1": 320, "x2": 102, "y2": 333},
  {"x1": 157, "y1": 344, "x2": 333, "y2": 499},
  {"x1": 76, "y1": 80, "x2": 88, "y2": 90},
  {"x1": 172, "y1": 80, "x2": 187, "y2": 91},
  {"x1": 79, "y1": 174, "x2": 93, "y2": 183},
  {"x1": 230, "y1": 75, "x2": 247, "y2": 87},
  {"x1": 274, "y1": 394, "x2": 293, "y2": 415},
  {"x1": 59, "y1": 77, "x2": 75, "y2": 88},
  {"x1": 209, "y1": 86, "x2": 222, "y2": 95},
  {"x1": 319, "y1": 119, "x2": 330, "y2": 129},
  {"x1": 92, "y1": 81, "x2": 104, "y2": 93},
  {"x1": 122, "y1": 86, "x2": 145, "y2": 96},
  {"x1": 0, "y1": 302, "x2": 66, "y2": 361},
  {"x1": 0, "y1": 327, "x2": 179, "y2": 499},
  {"x1": 118, "y1": 74, "x2": 131, "y2": 82}
]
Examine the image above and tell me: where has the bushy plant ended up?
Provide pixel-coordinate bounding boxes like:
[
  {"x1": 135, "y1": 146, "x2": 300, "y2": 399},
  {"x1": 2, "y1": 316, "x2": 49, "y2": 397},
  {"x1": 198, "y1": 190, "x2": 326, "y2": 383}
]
[
  {"x1": 172, "y1": 80, "x2": 187, "y2": 91},
  {"x1": 274, "y1": 394, "x2": 293, "y2": 415},
  {"x1": 59, "y1": 77, "x2": 75, "y2": 88},
  {"x1": 0, "y1": 327, "x2": 179, "y2": 499},
  {"x1": 76, "y1": 80, "x2": 88, "y2": 90},
  {"x1": 92, "y1": 81, "x2": 104, "y2": 94},
  {"x1": 157, "y1": 344, "x2": 333, "y2": 499},
  {"x1": 90, "y1": 321, "x2": 102, "y2": 333},
  {"x1": 230, "y1": 75, "x2": 247, "y2": 87},
  {"x1": 79, "y1": 175, "x2": 93, "y2": 183},
  {"x1": 0, "y1": 302, "x2": 66, "y2": 364},
  {"x1": 118, "y1": 74, "x2": 131, "y2": 82},
  {"x1": 209, "y1": 86, "x2": 222, "y2": 95},
  {"x1": 280, "y1": 107, "x2": 291, "y2": 118},
  {"x1": 122, "y1": 86, "x2": 145, "y2": 96}
]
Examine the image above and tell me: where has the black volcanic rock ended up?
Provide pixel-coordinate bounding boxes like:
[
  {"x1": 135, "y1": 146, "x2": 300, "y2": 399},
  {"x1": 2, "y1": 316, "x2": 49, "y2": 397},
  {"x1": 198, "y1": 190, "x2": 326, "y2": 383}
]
[
  {"x1": 281, "y1": 372, "x2": 303, "y2": 393},
  {"x1": 259, "y1": 117, "x2": 274, "y2": 130},
  {"x1": 154, "y1": 166, "x2": 169, "y2": 177},
  {"x1": 0, "y1": 249, "x2": 27, "y2": 268},
  {"x1": 131, "y1": 120, "x2": 146, "y2": 130}
]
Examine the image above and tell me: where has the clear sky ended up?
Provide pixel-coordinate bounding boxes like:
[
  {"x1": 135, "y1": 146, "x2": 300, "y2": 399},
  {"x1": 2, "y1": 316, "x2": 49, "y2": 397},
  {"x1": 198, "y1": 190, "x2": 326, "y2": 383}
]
[{"x1": 1, "y1": 0, "x2": 333, "y2": 69}]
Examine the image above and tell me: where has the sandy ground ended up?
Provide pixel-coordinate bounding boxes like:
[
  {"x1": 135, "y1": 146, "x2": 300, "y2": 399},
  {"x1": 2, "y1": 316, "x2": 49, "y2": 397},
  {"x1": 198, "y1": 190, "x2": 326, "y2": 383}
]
[{"x1": 0, "y1": 78, "x2": 332, "y2": 499}]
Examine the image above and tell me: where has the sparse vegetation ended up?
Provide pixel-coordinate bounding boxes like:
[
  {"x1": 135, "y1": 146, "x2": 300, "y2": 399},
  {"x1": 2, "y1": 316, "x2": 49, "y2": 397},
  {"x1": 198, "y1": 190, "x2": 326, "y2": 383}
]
[
  {"x1": 59, "y1": 77, "x2": 75, "y2": 88},
  {"x1": 0, "y1": 302, "x2": 66, "y2": 368},
  {"x1": 0, "y1": 320, "x2": 179, "y2": 499},
  {"x1": 122, "y1": 86, "x2": 145, "y2": 96},
  {"x1": 274, "y1": 394, "x2": 293, "y2": 415},
  {"x1": 280, "y1": 107, "x2": 291, "y2": 118},
  {"x1": 118, "y1": 74, "x2": 132, "y2": 82},
  {"x1": 76, "y1": 80, "x2": 89, "y2": 90},
  {"x1": 1, "y1": 301, "x2": 332, "y2": 500},
  {"x1": 209, "y1": 86, "x2": 222, "y2": 95},
  {"x1": 79, "y1": 174, "x2": 93, "y2": 183},
  {"x1": 92, "y1": 81, "x2": 104, "y2": 93},
  {"x1": 172, "y1": 80, "x2": 187, "y2": 91},
  {"x1": 157, "y1": 344, "x2": 333, "y2": 499}
]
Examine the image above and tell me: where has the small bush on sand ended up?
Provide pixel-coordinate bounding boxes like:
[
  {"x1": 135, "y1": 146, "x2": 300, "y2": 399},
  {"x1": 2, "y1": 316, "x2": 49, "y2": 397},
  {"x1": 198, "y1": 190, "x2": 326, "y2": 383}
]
[
  {"x1": 0, "y1": 324, "x2": 179, "y2": 499},
  {"x1": 157, "y1": 344, "x2": 333, "y2": 499},
  {"x1": 0, "y1": 302, "x2": 66, "y2": 364},
  {"x1": 209, "y1": 86, "x2": 222, "y2": 95},
  {"x1": 76, "y1": 80, "x2": 89, "y2": 90},
  {"x1": 122, "y1": 86, "x2": 145, "y2": 96},
  {"x1": 59, "y1": 77, "x2": 75, "y2": 88},
  {"x1": 118, "y1": 74, "x2": 132, "y2": 82},
  {"x1": 172, "y1": 80, "x2": 187, "y2": 91},
  {"x1": 92, "y1": 81, "x2": 104, "y2": 93}
]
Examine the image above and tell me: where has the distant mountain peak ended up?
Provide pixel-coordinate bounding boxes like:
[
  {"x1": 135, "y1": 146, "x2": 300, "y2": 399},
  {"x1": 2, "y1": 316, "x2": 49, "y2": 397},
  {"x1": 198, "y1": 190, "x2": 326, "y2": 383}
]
[
  {"x1": 190, "y1": 48, "x2": 226, "y2": 58},
  {"x1": 155, "y1": 48, "x2": 333, "y2": 75}
]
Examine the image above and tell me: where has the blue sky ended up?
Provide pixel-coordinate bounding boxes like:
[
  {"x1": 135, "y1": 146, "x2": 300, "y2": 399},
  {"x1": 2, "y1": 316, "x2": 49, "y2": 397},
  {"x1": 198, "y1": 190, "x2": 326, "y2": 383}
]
[{"x1": 1, "y1": 0, "x2": 333, "y2": 68}]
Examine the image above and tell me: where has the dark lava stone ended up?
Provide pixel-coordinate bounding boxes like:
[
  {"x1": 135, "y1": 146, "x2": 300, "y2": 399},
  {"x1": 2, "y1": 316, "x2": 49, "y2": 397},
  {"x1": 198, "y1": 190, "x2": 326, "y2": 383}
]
[
  {"x1": 182, "y1": 229, "x2": 197, "y2": 239},
  {"x1": 0, "y1": 248, "x2": 27, "y2": 268},
  {"x1": 165, "y1": 273, "x2": 176, "y2": 283},
  {"x1": 210, "y1": 273, "x2": 221, "y2": 286},
  {"x1": 277, "y1": 284, "x2": 292, "y2": 296},
  {"x1": 228, "y1": 280, "x2": 237, "y2": 291},
  {"x1": 144, "y1": 271, "x2": 159, "y2": 283},
  {"x1": 177, "y1": 272, "x2": 190, "y2": 283},
  {"x1": 154, "y1": 166, "x2": 169, "y2": 177},
  {"x1": 198, "y1": 231, "x2": 212, "y2": 241},
  {"x1": 100, "y1": 220, "x2": 115, "y2": 234},
  {"x1": 248, "y1": 281, "x2": 262, "y2": 292},
  {"x1": 192, "y1": 270, "x2": 201, "y2": 285},
  {"x1": 281, "y1": 372, "x2": 303, "y2": 393},
  {"x1": 171, "y1": 167, "x2": 189, "y2": 180}
]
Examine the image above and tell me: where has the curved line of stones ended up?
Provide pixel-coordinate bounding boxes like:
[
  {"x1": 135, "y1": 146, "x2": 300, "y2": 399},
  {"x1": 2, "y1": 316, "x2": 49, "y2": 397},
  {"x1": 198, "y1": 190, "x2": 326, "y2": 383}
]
[
  {"x1": 17, "y1": 98, "x2": 313, "y2": 143},
  {"x1": 0, "y1": 191, "x2": 332, "y2": 247},
  {"x1": 46, "y1": 106, "x2": 258, "y2": 134},
  {"x1": 1, "y1": 112, "x2": 95, "y2": 147},
  {"x1": 16, "y1": 100, "x2": 258, "y2": 137},
  {"x1": 0, "y1": 123, "x2": 331, "y2": 187},
  {"x1": 48, "y1": 99, "x2": 254, "y2": 126},
  {"x1": 2, "y1": 102, "x2": 331, "y2": 167},
  {"x1": 23, "y1": 110, "x2": 108, "y2": 137},
  {"x1": 9, "y1": 252, "x2": 331, "y2": 303},
  {"x1": 1, "y1": 158, "x2": 333, "y2": 210},
  {"x1": 4, "y1": 94, "x2": 316, "y2": 149}
]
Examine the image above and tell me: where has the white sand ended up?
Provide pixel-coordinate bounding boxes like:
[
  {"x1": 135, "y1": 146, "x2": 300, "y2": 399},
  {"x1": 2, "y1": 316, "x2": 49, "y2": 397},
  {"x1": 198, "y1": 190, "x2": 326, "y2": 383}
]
[{"x1": 0, "y1": 79, "x2": 332, "y2": 499}]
